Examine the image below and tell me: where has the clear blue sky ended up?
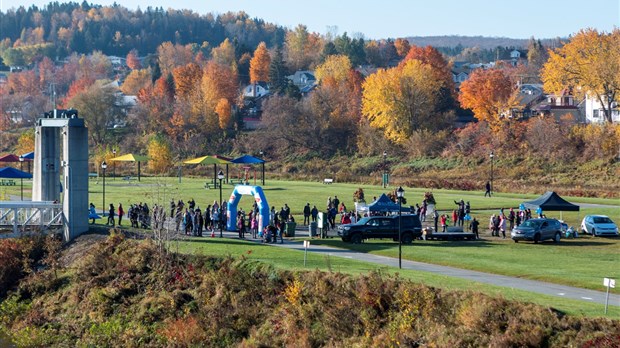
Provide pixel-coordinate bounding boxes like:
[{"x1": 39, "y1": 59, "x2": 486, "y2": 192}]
[{"x1": 2, "y1": 0, "x2": 619, "y2": 39}]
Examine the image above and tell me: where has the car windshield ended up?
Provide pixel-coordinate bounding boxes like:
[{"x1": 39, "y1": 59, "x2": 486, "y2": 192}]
[
  {"x1": 593, "y1": 217, "x2": 613, "y2": 224},
  {"x1": 520, "y1": 220, "x2": 541, "y2": 228},
  {"x1": 357, "y1": 217, "x2": 371, "y2": 225}
]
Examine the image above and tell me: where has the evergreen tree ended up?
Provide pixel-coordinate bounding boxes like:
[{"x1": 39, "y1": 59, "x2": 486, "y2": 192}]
[{"x1": 268, "y1": 47, "x2": 288, "y2": 95}]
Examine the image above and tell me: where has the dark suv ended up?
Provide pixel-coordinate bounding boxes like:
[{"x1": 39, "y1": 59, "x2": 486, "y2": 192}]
[
  {"x1": 338, "y1": 215, "x2": 422, "y2": 244},
  {"x1": 511, "y1": 218, "x2": 562, "y2": 243}
]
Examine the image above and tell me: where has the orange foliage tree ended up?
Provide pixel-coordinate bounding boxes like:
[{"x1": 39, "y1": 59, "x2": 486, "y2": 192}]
[
  {"x1": 458, "y1": 68, "x2": 518, "y2": 128},
  {"x1": 249, "y1": 42, "x2": 271, "y2": 83},
  {"x1": 403, "y1": 45, "x2": 455, "y2": 95},
  {"x1": 126, "y1": 49, "x2": 142, "y2": 70},
  {"x1": 173, "y1": 63, "x2": 202, "y2": 100}
]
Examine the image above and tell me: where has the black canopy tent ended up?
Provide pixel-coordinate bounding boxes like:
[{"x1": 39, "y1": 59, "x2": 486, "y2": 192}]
[
  {"x1": 367, "y1": 194, "x2": 412, "y2": 213},
  {"x1": 522, "y1": 191, "x2": 580, "y2": 220}
]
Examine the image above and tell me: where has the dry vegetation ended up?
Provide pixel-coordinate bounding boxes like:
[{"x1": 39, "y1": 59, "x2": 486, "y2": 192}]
[{"x1": 0, "y1": 233, "x2": 619, "y2": 347}]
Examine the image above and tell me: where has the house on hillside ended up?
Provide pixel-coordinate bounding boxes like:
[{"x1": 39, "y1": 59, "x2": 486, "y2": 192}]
[
  {"x1": 583, "y1": 93, "x2": 620, "y2": 124},
  {"x1": 532, "y1": 89, "x2": 582, "y2": 122},
  {"x1": 242, "y1": 82, "x2": 270, "y2": 99},
  {"x1": 287, "y1": 71, "x2": 316, "y2": 89}
]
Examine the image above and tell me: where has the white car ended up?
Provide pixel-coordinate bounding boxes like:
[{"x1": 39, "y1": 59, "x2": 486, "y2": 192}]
[{"x1": 581, "y1": 215, "x2": 619, "y2": 237}]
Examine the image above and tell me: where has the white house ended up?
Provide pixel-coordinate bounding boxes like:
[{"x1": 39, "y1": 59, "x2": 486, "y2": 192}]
[
  {"x1": 287, "y1": 71, "x2": 316, "y2": 88},
  {"x1": 583, "y1": 93, "x2": 620, "y2": 124},
  {"x1": 242, "y1": 82, "x2": 270, "y2": 98}
]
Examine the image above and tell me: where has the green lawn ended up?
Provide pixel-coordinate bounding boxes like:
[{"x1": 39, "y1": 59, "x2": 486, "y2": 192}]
[
  {"x1": 4, "y1": 176, "x2": 619, "y2": 316},
  {"x1": 172, "y1": 236, "x2": 619, "y2": 319}
]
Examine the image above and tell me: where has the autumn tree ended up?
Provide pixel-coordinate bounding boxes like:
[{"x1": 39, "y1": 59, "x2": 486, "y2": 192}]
[
  {"x1": 147, "y1": 135, "x2": 172, "y2": 174},
  {"x1": 126, "y1": 49, "x2": 142, "y2": 70},
  {"x1": 362, "y1": 59, "x2": 443, "y2": 143},
  {"x1": 394, "y1": 38, "x2": 411, "y2": 58},
  {"x1": 157, "y1": 42, "x2": 194, "y2": 76},
  {"x1": 542, "y1": 28, "x2": 620, "y2": 123},
  {"x1": 196, "y1": 61, "x2": 239, "y2": 133},
  {"x1": 314, "y1": 55, "x2": 352, "y2": 86},
  {"x1": 458, "y1": 68, "x2": 518, "y2": 128},
  {"x1": 215, "y1": 98, "x2": 232, "y2": 130},
  {"x1": 211, "y1": 38, "x2": 237, "y2": 70},
  {"x1": 15, "y1": 130, "x2": 35, "y2": 155},
  {"x1": 172, "y1": 63, "x2": 202, "y2": 100},
  {"x1": 284, "y1": 24, "x2": 323, "y2": 71},
  {"x1": 120, "y1": 68, "x2": 151, "y2": 95},
  {"x1": 65, "y1": 80, "x2": 122, "y2": 147},
  {"x1": 249, "y1": 42, "x2": 271, "y2": 83}
]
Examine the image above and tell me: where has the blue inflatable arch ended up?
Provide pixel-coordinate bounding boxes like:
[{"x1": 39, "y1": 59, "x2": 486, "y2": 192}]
[{"x1": 226, "y1": 185, "x2": 270, "y2": 232}]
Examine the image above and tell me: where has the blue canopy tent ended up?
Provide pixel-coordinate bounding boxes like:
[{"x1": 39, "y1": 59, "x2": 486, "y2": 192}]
[
  {"x1": 20, "y1": 151, "x2": 34, "y2": 160},
  {"x1": 367, "y1": 194, "x2": 411, "y2": 213},
  {"x1": 231, "y1": 155, "x2": 266, "y2": 185},
  {"x1": 0, "y1": 167, "x2": 32, "y2": 200}
]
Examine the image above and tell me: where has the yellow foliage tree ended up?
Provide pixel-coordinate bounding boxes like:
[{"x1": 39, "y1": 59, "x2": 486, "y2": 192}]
[
  {"x1": 15, "y1": 130, "x2": 35, "y2": 155},
  {"x1": 542, "y1": 28, "x2": 620, "y2": 123},
  {"x1": 362, "y1": 59, "x2": 441, "y2": 143},
  {"x1": 147, "y1": 135, "x2": 172, "y2": 174},
  {"x1": 315, "y1": 55, "x2": 352, "y2": 86},
  {"x1": 120, "y1": 68, "x2": 151, "y2": 95},
  {"x1": 211, "y1": 38, "x2": 237, "y2": 70},
  {"x1": 249, "y1": 42, "x2": 271, "y2": 83},
  {"x1": 215, "y1": 98, "x2": 232, "y2": 130}
]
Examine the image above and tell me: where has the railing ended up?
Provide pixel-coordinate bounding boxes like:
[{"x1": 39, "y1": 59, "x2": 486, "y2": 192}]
[{"x1": 0, "y1": 201, "x2": 64, "y2": 237}]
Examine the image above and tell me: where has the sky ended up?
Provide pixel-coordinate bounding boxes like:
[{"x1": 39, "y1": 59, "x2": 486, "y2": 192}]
[{"x1": 2, "y1": 0, "x2": 619, "y2": 40}]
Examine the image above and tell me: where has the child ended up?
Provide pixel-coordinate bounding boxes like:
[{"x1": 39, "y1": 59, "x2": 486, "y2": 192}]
[{"x1": 441, "y1": 214, "x2": 447, "y2": 232}]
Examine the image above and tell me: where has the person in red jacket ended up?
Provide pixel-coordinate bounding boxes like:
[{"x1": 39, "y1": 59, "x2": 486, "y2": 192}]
[{"x1": 440, "y1": 214, "x2": 448, "y2": 232}]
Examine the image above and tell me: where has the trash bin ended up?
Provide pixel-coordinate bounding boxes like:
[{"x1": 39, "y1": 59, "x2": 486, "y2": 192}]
[
  {"x1": 285, "y1": 222, "x2": 297, "y2": 237},
  {"x1": 309, "y1": 221, "x2": 317, "y2": 237}
]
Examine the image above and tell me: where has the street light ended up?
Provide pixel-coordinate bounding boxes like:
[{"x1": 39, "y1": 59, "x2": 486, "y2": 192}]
[
  {"x1": 259, "y1": 150, "x2": 265, "y2": 186},
  {"x1": 396, "y1": 186, "x2": 404, "y2": 269},
  {"x1": 101, "y1": 161, "x2": 107, "y2": 217},
  {"x1": 383, "y1": 151, "x2": 387, "y2": 188},
  {"x1": 19, "y1": 155, "x2": 24, "y2": 200},
  {"x1": 112, "y1": 149, "x2": 116, "y2": 180},
  {"x1": 489, "y1": 151, "x2": 494, "y2": 196},
  {"x1": 218, "y1": 169, "x2": 225, "y2": 237}
]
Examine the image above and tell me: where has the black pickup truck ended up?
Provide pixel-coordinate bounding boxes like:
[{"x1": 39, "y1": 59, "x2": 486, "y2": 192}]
[{"x1": 337, "y1": 215, "x2": 423, "y2": 244}]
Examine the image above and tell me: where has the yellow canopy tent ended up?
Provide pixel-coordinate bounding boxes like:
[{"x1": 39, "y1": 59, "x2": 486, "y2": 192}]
[
  {"x1": 109, "y1": 154, "x2": 149, "y2": 181},
  {"x1": 183, "y1": 155, "x2": 232, "y2": 185}
]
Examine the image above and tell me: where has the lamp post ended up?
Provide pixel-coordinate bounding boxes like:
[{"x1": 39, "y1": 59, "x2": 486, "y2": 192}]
[
  {"x1": 101, "y1": 161, "x2": 107, "y2": 217},
  {"x1": 489, "y1": 151, "x2": 494, "y2": 196},
  {"x1": 396, "y1": 186, "x2": 404, "y2": 269},
  {"x1": 19, "y1": 155, "x2": 24, "y2": 200},
  {"x1": 112, "y1": 149, "x2": 116, "y2": 180},
  {"x1": 383, "y1": 151, "x2": 387, "y2": 188},
  {"x1": 218, "y1": 169, "x2": 225, "y2": 237},
  {"x1": 259, "y1": 150, "x2": 265, "y2": 186}
]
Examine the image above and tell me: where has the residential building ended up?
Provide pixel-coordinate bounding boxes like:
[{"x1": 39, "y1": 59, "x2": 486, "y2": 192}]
[{"x1": 583, "y1": 93, "x2": 620, "y2": 124}]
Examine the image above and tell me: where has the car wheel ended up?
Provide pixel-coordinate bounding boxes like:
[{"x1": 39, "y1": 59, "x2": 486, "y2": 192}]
[
  {"x1": 351, "y1": 234, "x2": 362, "y2": 244},
  {"x1": 591, "y1": 228, "x2": 596, "y2": 237},
  {"x1": 554, "y1": 232, "x2": 561, "y2": 243},
  {"x1": 514, "y1": 239, "x2": 518, "y2": 243},
  {"x1": 534, "y1": 233, "x2": 541, "y2": 244},
  {"x1": 402, "y1": 233, "x2": 414, "y2": 244}
]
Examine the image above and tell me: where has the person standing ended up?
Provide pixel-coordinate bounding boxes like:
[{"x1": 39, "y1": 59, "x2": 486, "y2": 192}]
[
  {"x1": 484, "y1": 181, "x2": 491, "y2": 197},
  {"x1": 117, "y1": 203, "x2": 124, "y2": 226},
  {"x1": 311, "y1": 205, "x2": 318, "y2": 222},
  {"x1": 89, "y1": 203, "x2": 98, "y2": 224},
  {"x1": 508, "y1": 208, "x2": 515, "y2": 230},
  {"x1": 107, "y1": 204, "x2": 115, "y2": 226},
  {"x1": 303, "y1": 203, "x2": 311, "y2": 225},
  {"x1": 433, "y1": 210, "x2": 439, "y2": 232},
  {"x1": 440, "y1": 214, "x2": 447, "y2": 232},
  {"x1": 470, "y1": 217, "x2": 480, "y2": 239}
]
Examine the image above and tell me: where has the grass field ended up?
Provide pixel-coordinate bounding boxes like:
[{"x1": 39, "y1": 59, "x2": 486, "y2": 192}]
[{"x1": 3, "y1": 176, "x2": 619, "y2": 315}]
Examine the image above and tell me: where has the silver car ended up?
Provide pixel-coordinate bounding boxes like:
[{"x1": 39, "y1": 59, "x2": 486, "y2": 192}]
[
  {"x1": 581, "y1": 215, "x2": 619, "y2": 237},
  {"x1": 511, "y1": 218, "x2": 562, "y2": 243}
]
